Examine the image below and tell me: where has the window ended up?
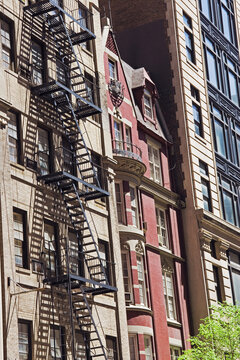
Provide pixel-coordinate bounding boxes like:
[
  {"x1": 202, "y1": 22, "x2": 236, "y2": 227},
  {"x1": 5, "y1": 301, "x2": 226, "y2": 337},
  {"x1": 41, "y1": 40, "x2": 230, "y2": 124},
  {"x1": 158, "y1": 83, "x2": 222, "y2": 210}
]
[
  {"x1": 56, "y1": 57, "x2": 68, "y2": 86},
  {"x1": 199, "y1": 0, "x2": 236, "y2": 45},
  {"x1": 8, "y1": 111, "x2": 20, "y2": 163},
  {"x1": 203, "y1": 35, "x2": 222, "y2": 90},
  {"x1": 129, "y1": 335, "x2": 139, "y2": 360},
  {"x1": 18, "y1": 320, "x2": 31, "y2": 360},
  {"x1": 218, "y1": 174, "x2": 239, "y2": 227},
  {"x1": 224, "y1": 55, "x2": 240, "y2": 106},
  {"x1": 38, "y1": 127, "x2": 51, "y2": 175},
  {"x1": 162, "y1": 269, "x2": 177, "y2": 320},
  {"x1": 75, "y1": 331, "x2": 87, "y2": 360},
  {"x1": 108, "y1": 58, "x2": 117, "y2": 80},
  {"x1": 125, "y1": 126, "x2": 132, "y2": 152},
  {"x1": 190, "y1": 85, "x2": 200, "y2": 102},
  {"x1": 13, "y1": 209, "x2": 28, "y2": 268},
  {"x1": 0, "y1": 19, "x2": 13, "y2": 70},
  {"x1": 183, "y1": 13, "x2": 195, "y2": 63},
  {"x1": 211, "y1": 104, "x2": 229, "y2": 159},
  {"x1": 230, "y1": 119, "x2": 240, "y2": 167},
  {"x1": 91, "y1": 151, "x2": 103, "y2": 188},
  {"x1": 144, "y1": 336, "x2": 153, "y2": 360},
  {"x1": 170, "y1": 346, "x2": 181, "y2": 359},
  {"x1": 98, "y1": 239, "x2": 110, "y2": 281},
  {"x1": 155, "y1": 207, "x2": 169, "y2": 248},
  {"x1": 213, "y1": 265, "x2": 223, "y2": 302},
  {"x1": 199, "y1": 161, "x2": 212, "y2": 212},
  {"x1": 69, "y1": 230, "x2": 83, "y2": 276},
  {"x1": 85, "y1": 72, "x2": 94, "y2": 103},
  {"x1": 50, "y1": 326, "x2": 65, "y2": 360},
  {"x1": 115, "y1": 182, "x2": 125, "y2": 224},
  {"x1": 121, "y1": 250, "x2": 133, "y2": 303},
  {"x1": 32, "y1": 40, "x2": 44, "y2": 85},
  {"x1": 144, "y1": 89, "x2": 153, "y2": 119},
  {"x1": 137, "y1": 255, "x2": 147, "y2": 306},
  {"x1": 106, "y1": 336, "x2": 118, "y2": 360},
  {"x1": 130, "y1": 186, "x2": 138, "y2": 227},
  {"x1": 62, "y1": 137, "x2": 74, "y2": 174},
  {"x1": 114, "y1": 120, "x2": 123, "y2": 150},
  {"x1": 228, "y1": 251, "x2": 240, "y2": 305},
  {"x1": 148, "y1": 144, "x2": 162, "y2": 184},
  {"x1": 44, "y1": 222, "x2": 57, "y2": 276},
  {"x1": 192, "y1": 102, "x2": 203, "y2": 137}
]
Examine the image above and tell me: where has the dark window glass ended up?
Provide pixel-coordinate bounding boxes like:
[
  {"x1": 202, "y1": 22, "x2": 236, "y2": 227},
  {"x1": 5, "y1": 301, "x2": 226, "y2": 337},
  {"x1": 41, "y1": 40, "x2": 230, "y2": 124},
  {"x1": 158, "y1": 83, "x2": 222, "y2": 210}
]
[
  {"x1": 206, "y1": 48, "x2": 219, "y2": 88},
  {"x1": 50, "y1": 326, "x2": 65, "y2": 360},
  {"x1": 231, "y1": 120, "x2": 240, "y2": 166},
  {"x1": 199, "y1": 160, "x2": 208, "y2": 176},
  {"x1": 190, "y1": 85, "x2": 200, "y2": 101},
  {"x1": 199, "y1": 0, "x2": 211, "y2": 19},
  {"x1": 192, "y1": 103, "x2": 203, "y2": 136},
  {"x1": 183, "y1": 12, "x2": 192, "y2": 28},
  {"x1": 106, "y1": 336, "x2": 118, "y2": 360},
  {"x1": 218, "y1": 174, "x2": 240, "y2": 227},
  {"x1": 229, "y1": 251, "x2": 240, "y2": 305},
  {"x1": 38, "y1": 127, "x2": 51, "y2": 175},
  {"x1": 213, "y1": 266, "x2": 223, "y2": 302},
  {"x1": 201, "y1": 179, "x2": 212, "y2": 211},
  {"x1": 184, "y1": 30, "x2": 195, "y2": 63}
]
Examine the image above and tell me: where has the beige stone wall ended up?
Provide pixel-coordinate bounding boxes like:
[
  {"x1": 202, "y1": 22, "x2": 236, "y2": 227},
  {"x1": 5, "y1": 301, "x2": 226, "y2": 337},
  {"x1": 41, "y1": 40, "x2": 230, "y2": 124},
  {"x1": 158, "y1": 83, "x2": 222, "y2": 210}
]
[{"x1": 0, "y1": 0, "x2": 127, "y2": 358}]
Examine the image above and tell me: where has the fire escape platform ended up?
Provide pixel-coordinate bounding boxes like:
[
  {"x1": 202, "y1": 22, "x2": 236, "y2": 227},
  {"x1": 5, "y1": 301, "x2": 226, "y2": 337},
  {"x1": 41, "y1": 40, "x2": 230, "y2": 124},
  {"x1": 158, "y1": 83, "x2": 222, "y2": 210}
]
[
  {"x1": 44, "y1": 273, "x2": 117, "y2": 295},
  {"x1": 32, "y1": 80, "x2": 101, "y2": 118},
  {"x1": 38, "y1": 171, "x2": 109, "y2": 200}
]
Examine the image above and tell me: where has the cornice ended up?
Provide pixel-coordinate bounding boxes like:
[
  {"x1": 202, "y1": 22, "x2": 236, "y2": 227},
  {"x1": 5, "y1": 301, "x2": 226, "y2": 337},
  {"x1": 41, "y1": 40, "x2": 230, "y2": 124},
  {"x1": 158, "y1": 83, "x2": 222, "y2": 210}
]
[
  {"x1": 118, "y1": 224, "x2": 145, "y2": 242},
  {"x1": 140, "y1": 177, "x2": 181, "y2": 209},
  {"x1": 196, "y1": 208, "x2": 240, "y2": 246}
]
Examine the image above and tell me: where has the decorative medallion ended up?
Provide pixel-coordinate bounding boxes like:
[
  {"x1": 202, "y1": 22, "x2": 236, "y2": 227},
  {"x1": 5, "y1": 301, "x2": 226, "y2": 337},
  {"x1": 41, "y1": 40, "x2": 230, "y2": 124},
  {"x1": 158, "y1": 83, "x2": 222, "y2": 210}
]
[
  {"x1": 108, "y1": 79, "x2": 124, "y2": 108},
  {"x1": 135, "y1": 240, "x2": 144, "y2": 254}
]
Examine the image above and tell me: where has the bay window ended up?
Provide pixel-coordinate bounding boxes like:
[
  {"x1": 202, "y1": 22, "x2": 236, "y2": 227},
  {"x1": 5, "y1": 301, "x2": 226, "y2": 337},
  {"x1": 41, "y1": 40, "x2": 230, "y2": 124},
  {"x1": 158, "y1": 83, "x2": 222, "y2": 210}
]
[
  {"x1": 129, "y1": 334, "x2": 139, "y2": 360},
  {"x1": 144, "y1": 336, "x2": 153, "y2": 360}
]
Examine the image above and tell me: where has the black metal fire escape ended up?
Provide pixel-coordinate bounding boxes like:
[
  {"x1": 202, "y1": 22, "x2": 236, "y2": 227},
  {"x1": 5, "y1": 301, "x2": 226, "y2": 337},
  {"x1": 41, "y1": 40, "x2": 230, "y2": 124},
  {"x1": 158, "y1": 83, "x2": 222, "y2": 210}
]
[{"x1": 24, "y1": 1, "x2": 116, "y2": 358}]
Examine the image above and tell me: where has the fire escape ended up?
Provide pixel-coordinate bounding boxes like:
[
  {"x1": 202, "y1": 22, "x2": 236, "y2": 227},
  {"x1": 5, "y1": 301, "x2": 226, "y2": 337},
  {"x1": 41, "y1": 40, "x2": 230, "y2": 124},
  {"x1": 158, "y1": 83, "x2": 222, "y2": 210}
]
[{"x1": 24, "y1": 1, "x2": 116, "y2": 358}]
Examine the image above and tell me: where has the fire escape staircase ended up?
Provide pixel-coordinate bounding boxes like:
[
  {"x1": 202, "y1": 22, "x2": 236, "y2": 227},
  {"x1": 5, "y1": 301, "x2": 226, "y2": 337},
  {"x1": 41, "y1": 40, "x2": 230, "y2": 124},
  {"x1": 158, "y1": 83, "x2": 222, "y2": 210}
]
[{"x1": 24, "y1": 1, "x2": 116, "y2": 358}]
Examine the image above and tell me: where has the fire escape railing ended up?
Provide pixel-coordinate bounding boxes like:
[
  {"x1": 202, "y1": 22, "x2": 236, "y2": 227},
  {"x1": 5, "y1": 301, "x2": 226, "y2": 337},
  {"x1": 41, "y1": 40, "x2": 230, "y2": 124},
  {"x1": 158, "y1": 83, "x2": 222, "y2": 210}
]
[{"x1": 24, "y1": 1, "x2": 116, "y2": 358}]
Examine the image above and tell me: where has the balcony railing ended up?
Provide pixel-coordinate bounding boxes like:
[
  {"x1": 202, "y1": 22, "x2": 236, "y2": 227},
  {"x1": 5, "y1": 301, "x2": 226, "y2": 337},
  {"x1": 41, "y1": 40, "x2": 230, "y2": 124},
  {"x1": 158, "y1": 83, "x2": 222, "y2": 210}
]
[{"x1": 112, "y1": 140, "x2": 142, "y2": 162}]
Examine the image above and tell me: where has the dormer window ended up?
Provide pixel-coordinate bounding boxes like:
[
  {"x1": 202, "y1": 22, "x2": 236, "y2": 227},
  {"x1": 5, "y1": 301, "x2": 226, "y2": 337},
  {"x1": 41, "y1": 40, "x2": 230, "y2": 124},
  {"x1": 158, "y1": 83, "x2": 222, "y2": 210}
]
[
  {"x1": 108, "y1": 58, "x2": 117, "y2": 80},
  {"x1": 144, "y1": 89, "x2": 153, "y2": 118}
]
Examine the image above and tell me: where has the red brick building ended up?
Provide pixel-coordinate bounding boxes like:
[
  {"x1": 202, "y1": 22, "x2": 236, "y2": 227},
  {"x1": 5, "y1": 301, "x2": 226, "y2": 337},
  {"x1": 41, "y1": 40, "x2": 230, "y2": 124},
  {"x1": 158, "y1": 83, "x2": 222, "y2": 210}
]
[{"x1": 103, "y1": 25, "x2": 190, "y2": 359}]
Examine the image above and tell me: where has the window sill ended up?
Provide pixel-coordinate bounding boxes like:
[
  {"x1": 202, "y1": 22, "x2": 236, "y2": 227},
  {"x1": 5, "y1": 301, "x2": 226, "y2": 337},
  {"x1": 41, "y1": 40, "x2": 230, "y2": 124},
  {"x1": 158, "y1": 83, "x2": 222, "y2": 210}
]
[
  {"x1": 194, "y1": 133, "x2": 207, "y2": 145},
  {"x1": 81, "y1": 46, "x2": 93, "y2": 58},
  {"x1": 126, "y1": 304, "x2": 153, "y2": 315},
  {"x1": 16, "y1": 267, "x2": 31, "y2": 275},
  {"x1": 167, "y1": 319, "x2": 182, "y2": 328},
  {"x1": 10, "y1": 162, "x2": 25, "y2": 171},
  {"x1": 186, "y1": 58, "x2": 198, "y2": 72},
  {"x1": 4, "y1": 68, "x2": 18, "y2": 79}
]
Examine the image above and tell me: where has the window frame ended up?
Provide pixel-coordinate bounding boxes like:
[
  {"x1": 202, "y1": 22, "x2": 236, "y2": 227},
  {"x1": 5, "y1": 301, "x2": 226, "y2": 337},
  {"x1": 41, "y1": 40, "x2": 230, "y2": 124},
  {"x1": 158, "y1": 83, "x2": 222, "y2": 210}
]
[
  {"x1": 0, "y1": 17, "x2": 15, "y2": 71},
  {"x1": 155, "y1": 206, "x2": 169, "y2": 248},
  {"x1": 18, "y1": 319, "x2": 32, "y2": 360},
  {"x1": 106, "y1": 336, "x2": 118, "y2": 360},
  {"x1": 183, "y1": 12, "x2": 195, "y2": 64},
  {"x1": 213, "y1": 265, "x2": 223, "y2": 302},
  {"x1": 121, "y1": 249, "x2": 133, "y2": 304},
  {"x1": 143, "y1": 88, "x2": 153, "y2": 119},
  {"x1": 199, "y1": 160, "x2": 212, "y2": 212},
  {"x1": 144, "y1": 335, "x2": 153, "y2": 360},
  {"x1": 162, "y1": 267, "x2": 177, "y2": 321},
  {"x1": 50, "y1": 325, "x2": 66, "y2": 360},
  {"x1": 98, "y1": 239, "x2": 110, "y2": 282},
  {"x1": 7, "y1": 111, "x2": 22, "y2": 164},
  {"x1": 170, "y1": 346, "x2": 182, "y2": 360},
  {"x1": 13, "y1": 208, "x2": 28, "y2": 269},
  {"x1": 228, "y1": 250, "x2": 240, "y2": 305},
  {"x1": 129, "y1": 186, "x2": 139, "y2": 228},
  {"x1": 108, "y1": 58, "x2": 118, "y2": 80},
  {"x1": 129, "y1": 334, "x2": 139, "y2": 360},
  {"x1": 31, "y1": 38, "x2": 45, "y2": 85},
  {"x1": 37, "y1": 126, "x2": 53, "y2": 175},
  {"x1": 115, "y1": 181, "x2": 125, "y2": 224},
  {"x1": 44, "y1": 220, "x2": 59, "y2": 277},
  {"x1": 218, "y1": 173, "x2": 240, "y2": 227},
  {"x1": 136, "y1": 254, "x2": 147, "y2": 306},
  {"x1": 147, "y1": 142, "x2": 163, "y2": 184}
]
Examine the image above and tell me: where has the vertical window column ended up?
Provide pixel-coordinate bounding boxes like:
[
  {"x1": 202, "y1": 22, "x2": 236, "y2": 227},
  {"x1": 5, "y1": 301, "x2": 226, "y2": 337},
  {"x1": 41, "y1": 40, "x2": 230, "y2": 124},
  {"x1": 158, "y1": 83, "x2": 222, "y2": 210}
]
[
  {"x1": 8, "y1": 111, "x2": 20, "y2": 163},
  {"x1": 121, "y1": 250, "x2": 133, "y2": 303},
  {"x1": 183, "y1": 12, "x2": 195, "y2": 64},
  {"x1": 13, "y1": 209, "x2": 28, "y2": 268},
  {"x1": 0, "y1": 19, "x2": 13, "y2": 70},
  {"x1": 199, "y1": 161, "x2": 212, "y2": 212},
  {"x1": 136, "y1": 254, "x2": 147, "y2": 306},
  {"x1": 18, "y1": 320, "x2": 31, "y2": 360}
]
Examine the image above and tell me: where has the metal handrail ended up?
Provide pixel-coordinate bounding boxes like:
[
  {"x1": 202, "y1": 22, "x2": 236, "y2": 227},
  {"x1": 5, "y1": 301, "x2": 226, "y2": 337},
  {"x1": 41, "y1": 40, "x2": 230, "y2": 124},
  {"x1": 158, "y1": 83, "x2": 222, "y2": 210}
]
[{"x1": 112, "y1": 139, "x2": 142, "y2": 161}]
